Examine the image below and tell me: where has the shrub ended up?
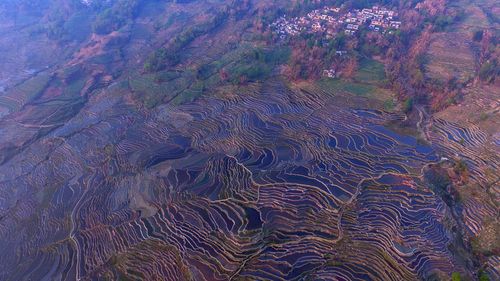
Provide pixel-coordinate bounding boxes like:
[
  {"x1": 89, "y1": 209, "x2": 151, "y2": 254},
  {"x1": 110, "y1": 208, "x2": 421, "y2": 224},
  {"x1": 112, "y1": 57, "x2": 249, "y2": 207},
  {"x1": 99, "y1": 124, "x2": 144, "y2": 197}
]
[
  {"x1": 479, "y1": 60, "x2": 498, "y2": 83},
  {"x1": 479, "y1": 112, "x2": 489, "y2": 121},
  {"x1": 454, "y1": 159, "x2": 468, "y2": 173},
  {"x1": 229, "y1": 47, "x2": 290, "y2": 84},
  {"x1": 403, "y1": 97, "x2": 413, "y2": 113},
  {"x1": 451, "y1": 272, "x2": 461, "y2": 281},
  {"x1": 384, "y1": 99, "x2": 395, "y2": 111},
  {"x1": 144, "y1": 48, "x2": 180, "y2": 72},
  {"x1": 478, "y1": 270, "x2": 490, "y2": 281},
  {"x1": 92, "y1": 0, "x2": 141, "y2": 35}
]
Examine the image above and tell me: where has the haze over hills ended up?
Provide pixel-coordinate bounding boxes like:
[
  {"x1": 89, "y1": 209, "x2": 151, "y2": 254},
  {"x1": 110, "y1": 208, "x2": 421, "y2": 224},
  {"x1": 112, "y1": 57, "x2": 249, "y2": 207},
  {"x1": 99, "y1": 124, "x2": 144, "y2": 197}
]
[{"x1": 0, "y1": 0, "x2": 498, "y2": 280}]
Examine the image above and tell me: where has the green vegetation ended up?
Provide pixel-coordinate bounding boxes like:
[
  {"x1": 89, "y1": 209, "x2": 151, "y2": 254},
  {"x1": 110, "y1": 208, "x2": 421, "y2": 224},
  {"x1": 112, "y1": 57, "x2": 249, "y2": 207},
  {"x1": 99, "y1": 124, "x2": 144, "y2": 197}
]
[
  {"x1": 89, "y1": 51, "x2": 121, "y2": 65},
  {"x1": 432, "y1": 15, "x2": 460, "y2": 32},
  {"x1": 384, "y1": 99, "x2": 395, "y2": 111},
  {"x1": 317, "y1": 78, "x2": 375, "y2": 96},
  {"x1": 129, "y1": 74, "x2": 174, "y2": 108},
  {"x1": 454, "y1": 159, "x2": 468, "y2": 174},
  {"x1": 195, "y1": 45, "x2": 253, "y2": 80},
  {"x1": 62, "y1": 11, "x2": 93, "y2": 42},
  {"x1": 478, "y1": 270, "x2": 490, "y2": 281},
  {"x1": 130, "y1": 70, "x2": 196, "y2": 108},
  {"x1": 478, "y1": 59, "x2": 498, "y2": 83},
  {"x1": 228, "y1": 47, "x2": 290, "y2": 84},
  {"x1": 479, "y1": 112, "x2": 489, "y2": 121},
  {"x1": 171, "y1": 82, "x2": 205, "y2": 105},
  {"x1": 156, "y1": 11, "x2": 189, "y2": 31},
  {"x1": 171, "y1": 11, "x2": 228, "y2": 50},
  {"x1": 0, "y1": 72, "x2": 53, "y2": 112},
  {"x1": 18, "y1": 2, "x2": 92, "y2": 42},
  {"x1": 143, "y1": 44, "x2": 290, "y2": 106},
  {"x1": 144, "y1": 48, "x2": 179, "y2": 73},
  {"x1": 451, "y1": 272, "x2": 461, "y2": 281},
  {"x1": 354, "y1": 59, "x2": 387, "y2": 86},
  {"x1": 154, "y1": 71, "x2": 181, "y2": 83},
  {"x1": 231, "y1": 63, "x2": 271, "y2": 82},
  {"x1": 92, "y1": 0, "x2": 142, "y2": 35},
  {"x1": 403, "y1": 97, "x2": 413, "y2": 113},
  {"x1": 62, "y1": 78, "x2": 86, "y2": 97},
  {"x1": 424, "y1": 5, "x2": 465, "y2": 33},
  {"x1": 144, "y1": 8, "x2": 230, "y2": 72},
  {"x1": 0, "y1": 1, "x2": 498, "y2": 279},
  {"x1": 312, "y1": 56, "x2": 394, "y2": 105},
  {"x1": 60, "y1": 65, "x2": 84, "y2": 84}
]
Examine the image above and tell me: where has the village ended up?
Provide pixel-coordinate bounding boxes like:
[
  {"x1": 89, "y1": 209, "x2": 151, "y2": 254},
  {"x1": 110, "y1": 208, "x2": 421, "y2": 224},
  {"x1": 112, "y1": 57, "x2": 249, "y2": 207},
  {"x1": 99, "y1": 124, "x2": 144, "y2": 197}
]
[
  {"x1": 270, "y1": 5, "x2": 401, "y2": 39},
  {"x1": 270, "y1": 5, "x2": 402, "y2": 78}
]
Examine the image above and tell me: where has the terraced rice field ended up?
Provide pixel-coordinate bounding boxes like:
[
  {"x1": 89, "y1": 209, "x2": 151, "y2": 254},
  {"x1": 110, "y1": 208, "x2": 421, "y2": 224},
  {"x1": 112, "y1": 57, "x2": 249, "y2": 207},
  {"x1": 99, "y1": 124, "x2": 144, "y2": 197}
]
[
  {"x1": 0, "y1": 78, "x2": 474, "y2": 280},
  {"x1": 429, "y1": 117, "x2": 499, "y2": 230},
  {"x1": 428, "y1": 114, "x2": 500, "y2": 279},
  {"x1": 0, "y1": 72, "x2": 53, "y2": 114},
  {"x1": 425, "y1": 31, "x2": 476, "y2": 83},
  {"x1": 424, "y1": 0, "x2": 494, "y2": 84}
]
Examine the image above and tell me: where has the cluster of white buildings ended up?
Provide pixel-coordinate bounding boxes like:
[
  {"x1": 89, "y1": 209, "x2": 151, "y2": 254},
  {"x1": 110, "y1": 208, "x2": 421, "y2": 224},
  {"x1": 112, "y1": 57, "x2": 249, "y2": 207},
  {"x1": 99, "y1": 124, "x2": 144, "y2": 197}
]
[
  {"x1": 323, "y1": 69, "x2": 336, "y2": 78},
  {"x1": 271, "y1": 5, "x2": 401, "y2": 38},
  {"x1": 358, "y1": 6, "x2": 401, "y2": 32}
]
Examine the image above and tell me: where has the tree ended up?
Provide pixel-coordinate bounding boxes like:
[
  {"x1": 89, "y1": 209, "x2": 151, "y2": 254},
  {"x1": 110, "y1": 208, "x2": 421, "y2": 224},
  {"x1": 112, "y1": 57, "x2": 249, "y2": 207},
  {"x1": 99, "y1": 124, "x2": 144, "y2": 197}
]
[
  {"x1": 143, "y1": 48, "x2": 179, "y2": 73},
  {"x1": 343, "y1": 57, "x2": 358, "y2": 78},
  {"x1": 92, "y1": 0, "x2": 141, "y2": 35},
  {"x1": 403, "y1": 98, "x2": 413, "y2": 113},
  {"x1": 478, "y1": 60, "x2": 498, "y2": 83},
  {"x1": 478, "y1": 270, "x2": 490, "y2": 281}
]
